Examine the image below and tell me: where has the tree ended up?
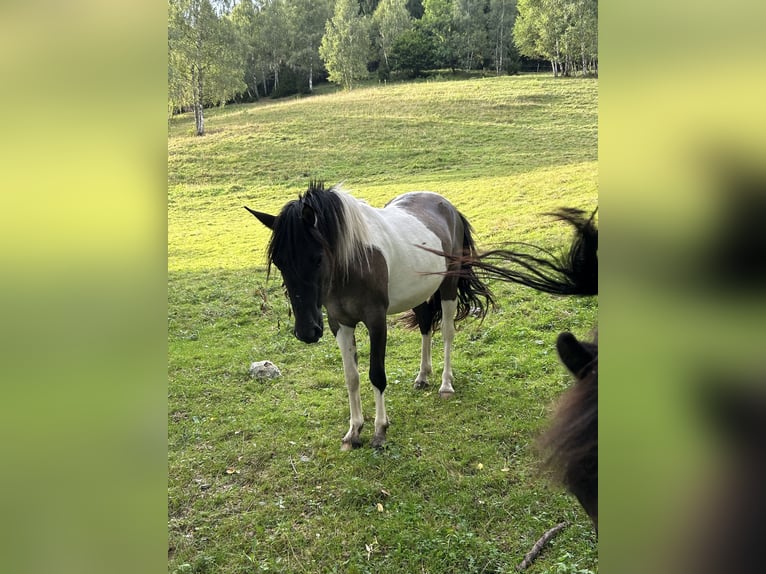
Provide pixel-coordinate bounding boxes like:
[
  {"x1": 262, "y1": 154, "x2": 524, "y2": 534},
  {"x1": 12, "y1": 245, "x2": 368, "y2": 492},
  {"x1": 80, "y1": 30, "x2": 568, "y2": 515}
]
[
  {"x1": 230, "y1": 0, "x2": 261, "y2": 100},
  {"x1": 287, "y1": 0, "x2": 333, "y2": 92},
  {"x1": 512, "y1": 0, "x2": 597, "y2": 77},
  {"x1": 420, "y1": 0, "x2": 457, "y2": 69},
  {"x1": 487, "y1": 0, "x2": 516, "y2": 74},
  {"x1": 372, "y1": 0, "x2": 413, "y2": 73},
  {"x1": 452, "y1": 0, "x2": 489, "y2": 71},
  {"x1": 168, "y1": 0, "x2": 245, "y2": 134},
  {"x1": 390, "y1": 23, "x2": 434, "y2": 77},
  {"x1": 257, "y1": 0, "x2": 291, "y2": 93},
  {"x1": 319, "y1": 0, "x2": 371, "y2": 89},
  {"x1": 566, "y1": 0, "x2": 597, "y2": 75}
]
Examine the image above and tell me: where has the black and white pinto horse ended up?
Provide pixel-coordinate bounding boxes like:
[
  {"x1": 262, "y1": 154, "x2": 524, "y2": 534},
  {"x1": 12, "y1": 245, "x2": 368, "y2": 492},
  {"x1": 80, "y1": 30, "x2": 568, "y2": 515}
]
[
  {"x1": 245, "y1": 182, "x2": 494, "y2": 450},
  {"x1": 441, "y1": 208, "x2": 598, "y2": 529}
]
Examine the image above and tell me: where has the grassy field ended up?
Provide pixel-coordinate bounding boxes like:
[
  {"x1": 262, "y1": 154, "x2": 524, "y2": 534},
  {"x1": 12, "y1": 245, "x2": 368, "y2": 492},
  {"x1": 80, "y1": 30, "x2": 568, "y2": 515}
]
[{"x1": 168, "y1": 74, "x2": 598, "y2": 573}]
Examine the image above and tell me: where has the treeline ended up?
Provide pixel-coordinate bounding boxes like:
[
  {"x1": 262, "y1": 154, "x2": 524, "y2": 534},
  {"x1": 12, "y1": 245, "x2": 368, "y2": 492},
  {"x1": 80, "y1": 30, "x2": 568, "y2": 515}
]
[{"x1": 168, "y1": 0, "x2": 597, "y2": 133}]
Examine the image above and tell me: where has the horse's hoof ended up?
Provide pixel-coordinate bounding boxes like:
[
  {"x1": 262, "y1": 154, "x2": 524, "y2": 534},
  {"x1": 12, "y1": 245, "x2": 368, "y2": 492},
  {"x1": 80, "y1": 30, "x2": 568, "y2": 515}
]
[
  {"x1": 413, "y1": 379, "x2": 429, "y2": 390},
  {"x1": 439, "y1": 390, "x2": 455, "y2": 400},
  {"x1": 371, "y1": 436, "x2": 387, "y2": 449},
  {"x1": 341, "y1": 439, "x2": 362, "y2": 451}
]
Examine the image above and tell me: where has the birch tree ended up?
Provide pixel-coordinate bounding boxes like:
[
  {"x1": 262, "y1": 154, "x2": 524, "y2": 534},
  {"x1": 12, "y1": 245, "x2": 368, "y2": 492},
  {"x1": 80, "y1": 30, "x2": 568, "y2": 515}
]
[
  {"x1": 452, "y1": 0, "x2": 489, "y2": 70},
  {"x1": 488, "y1": 0, "x2": 516, "y2": 74},
  {"x1": 372, "y1": 0, "x2": 413, "y2": 72},
  {"x1": 513, "y1": 0, "x2": 595, "y2": 77},
  {"x1": 287, "y1": 0, "x2": 333, "y2": 92},
  {"x1": 168, "y1": 0, "x2": 244, "y2": 134},
  {"x1": 319, "y1": 0, "x2": 371, "y2": 89}
]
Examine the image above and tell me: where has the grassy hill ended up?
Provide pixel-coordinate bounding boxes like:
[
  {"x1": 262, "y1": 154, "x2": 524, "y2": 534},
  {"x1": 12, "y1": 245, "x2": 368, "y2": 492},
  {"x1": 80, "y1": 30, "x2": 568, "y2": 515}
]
[{"x1": 168, "y1": 74, "x2": 598, "y2": 573}]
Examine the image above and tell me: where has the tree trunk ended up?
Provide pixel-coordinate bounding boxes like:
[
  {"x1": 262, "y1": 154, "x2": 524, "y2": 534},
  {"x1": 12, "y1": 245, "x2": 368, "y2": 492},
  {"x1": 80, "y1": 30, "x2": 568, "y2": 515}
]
[
  {"x1": 193, "y1": 64, "x2": 205, "y2": 136},
  {"x1": 496, "y1": 0, "x2": 505, "y2": 75},
  {"x1": 309, "y1": 62, "x2": 313, "y2": 92}
]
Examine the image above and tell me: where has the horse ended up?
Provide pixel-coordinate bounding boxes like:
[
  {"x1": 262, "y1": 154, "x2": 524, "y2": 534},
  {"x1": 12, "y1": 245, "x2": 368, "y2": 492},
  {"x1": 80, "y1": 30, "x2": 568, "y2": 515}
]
[
  {"x1": 245, "y1": 181, "x2": 494, "y2": 450},
  {"x1": 433, "y1": 207, "x2": 598, "y2": 529},
  {"x1": 541, "y1": 330, "x2": 598, "y2": 531}
]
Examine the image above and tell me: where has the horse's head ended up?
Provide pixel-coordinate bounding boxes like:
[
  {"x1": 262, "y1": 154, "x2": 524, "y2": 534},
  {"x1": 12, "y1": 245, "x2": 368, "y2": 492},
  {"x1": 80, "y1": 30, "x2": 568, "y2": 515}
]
[{"x1": 245, "y1": 200, "x2": 327, "y2": 344}]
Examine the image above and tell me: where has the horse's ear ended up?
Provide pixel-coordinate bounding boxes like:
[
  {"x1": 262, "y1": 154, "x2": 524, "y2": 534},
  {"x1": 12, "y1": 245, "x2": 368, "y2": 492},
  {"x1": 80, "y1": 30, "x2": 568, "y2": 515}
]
[
  {"x1": 556, "y1": 332, "x2": 596, "y2": 377},
  {"x1": 302, "y1": 203, "x2": 317, "y2": 227},
  {"x1": 244, "y1": 206, "x2": 276, "y2": 230}
]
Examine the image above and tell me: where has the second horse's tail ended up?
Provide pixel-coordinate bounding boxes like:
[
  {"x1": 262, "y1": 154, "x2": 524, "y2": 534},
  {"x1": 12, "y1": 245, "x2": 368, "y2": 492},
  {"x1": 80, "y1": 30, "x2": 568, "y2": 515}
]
[{"x1": 468, "y1": 207, "x2": 598, "y2": 296}]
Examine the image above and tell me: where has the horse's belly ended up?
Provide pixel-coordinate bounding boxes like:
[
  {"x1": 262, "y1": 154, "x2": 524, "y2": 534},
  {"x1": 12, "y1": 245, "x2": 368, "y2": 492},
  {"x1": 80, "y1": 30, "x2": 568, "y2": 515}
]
[{"x1": 386, "y1": 271, "x2": 445, "y2": 314}]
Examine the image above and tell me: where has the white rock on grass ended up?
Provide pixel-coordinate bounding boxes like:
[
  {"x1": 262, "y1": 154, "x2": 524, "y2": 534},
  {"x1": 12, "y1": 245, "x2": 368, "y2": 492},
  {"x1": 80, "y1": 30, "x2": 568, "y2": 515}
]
[{"x1": 249, "y1": 360, "x2": 281, "y2": 379}]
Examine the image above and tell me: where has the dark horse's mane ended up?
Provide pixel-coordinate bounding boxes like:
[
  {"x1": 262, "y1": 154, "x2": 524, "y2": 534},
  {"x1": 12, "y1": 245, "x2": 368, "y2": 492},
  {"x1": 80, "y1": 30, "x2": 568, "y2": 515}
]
[{"x1": 265, "y1": 180, "x2": 368, "y2": 280}]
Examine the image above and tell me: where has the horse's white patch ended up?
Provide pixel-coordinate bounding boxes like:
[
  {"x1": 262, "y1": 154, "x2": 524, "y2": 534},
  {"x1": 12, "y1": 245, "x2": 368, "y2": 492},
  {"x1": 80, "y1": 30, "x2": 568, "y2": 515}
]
[
  {"x1": 339, "y1": 193, "x2": 446, "y2": 314},
  {"x1": 333, "y1": 188, "x2": 372, "y2": 276}
]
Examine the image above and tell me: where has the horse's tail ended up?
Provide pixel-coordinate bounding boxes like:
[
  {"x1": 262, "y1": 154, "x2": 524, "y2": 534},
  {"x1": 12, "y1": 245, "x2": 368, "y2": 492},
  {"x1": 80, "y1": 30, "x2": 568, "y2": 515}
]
[
  {"x1": 452, "y1": 212, "x2": 496, "y2": 323},
  {"x1": 400, "y1": 212, "x2": 496, "y2": 331},
  {"x1": 469, "y1": 207, "x2": 598, "y2": 296}
]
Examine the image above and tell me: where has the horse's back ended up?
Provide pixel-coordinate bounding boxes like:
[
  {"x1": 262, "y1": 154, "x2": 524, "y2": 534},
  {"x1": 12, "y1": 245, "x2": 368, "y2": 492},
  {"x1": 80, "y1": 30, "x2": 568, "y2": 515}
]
[{"x1": 384, "y1": 192, "x2": 466, "y2": 253}]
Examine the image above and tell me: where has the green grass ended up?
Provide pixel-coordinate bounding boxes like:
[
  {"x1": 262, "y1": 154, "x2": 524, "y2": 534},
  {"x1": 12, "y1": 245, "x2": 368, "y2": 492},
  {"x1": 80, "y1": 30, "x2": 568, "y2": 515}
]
[{"x1": 169, "y1": 74, "x2": 598, "y2": 573}]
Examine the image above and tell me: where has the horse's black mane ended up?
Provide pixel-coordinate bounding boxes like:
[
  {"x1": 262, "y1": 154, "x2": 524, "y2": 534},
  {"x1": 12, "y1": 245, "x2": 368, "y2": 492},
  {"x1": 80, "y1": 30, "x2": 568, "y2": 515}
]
[
  {"x1": 265, "y1": 180, "x2": 374, "y2": 284},
  {"x1": 265, "y1": 181, "x2": 346, "y2": 279}
]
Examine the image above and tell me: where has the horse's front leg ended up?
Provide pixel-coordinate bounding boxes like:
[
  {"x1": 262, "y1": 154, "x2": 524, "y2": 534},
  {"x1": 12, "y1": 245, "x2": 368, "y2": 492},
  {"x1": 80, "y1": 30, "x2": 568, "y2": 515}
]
[
  {"x1": 336, "y1": 324, "x2": 364, "y2": 450},
  {"x1": 367, "y1": 315, "x2": 390, "y2": 449}
]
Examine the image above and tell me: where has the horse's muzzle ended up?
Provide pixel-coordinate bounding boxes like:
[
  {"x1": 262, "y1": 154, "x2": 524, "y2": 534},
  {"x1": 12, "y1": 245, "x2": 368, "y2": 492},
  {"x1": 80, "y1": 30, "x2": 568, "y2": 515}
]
[{"x1": 294, "y1": 324, "x2": 323, "y2": 344}]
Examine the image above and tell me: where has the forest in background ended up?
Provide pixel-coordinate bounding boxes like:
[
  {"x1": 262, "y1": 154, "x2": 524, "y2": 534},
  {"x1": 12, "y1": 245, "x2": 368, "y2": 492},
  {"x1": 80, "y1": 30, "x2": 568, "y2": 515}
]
[{"x1": 168, "y1": 0, "x2": 597, "y2": 134}]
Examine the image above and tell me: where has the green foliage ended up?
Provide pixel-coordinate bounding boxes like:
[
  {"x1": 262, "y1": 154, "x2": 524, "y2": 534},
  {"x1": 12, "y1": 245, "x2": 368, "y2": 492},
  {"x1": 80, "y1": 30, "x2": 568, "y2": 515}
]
[
  {"x1": 542, "y1": 551, "x2": 596, "y2": 573},
  {"x1": 420, "y1": 0, "x2": 458, "y2": 69},
  {"x1": 168, "y1": 0, "x2": 246, "y2": 125},
  {"x1": 452, "y1": 0, "x2": 490, "y2": 70},
  {"x1": 319, "y1": 0, "x2": 371, "y2": 89},
  {"x1": 169, "y1": 75, "x2": 598, "y2": 573},
  {"x1": 229, "y1": 0, "x2": 261, "y2": 100},
  {"x1": 372, "y1": 0, "x2": 413, "y2": 70},
  {"x1": 390, "y1": 24, "x2": 435, "y2": 77},
  {"x1": 487, "y1": 0, "x2": 518, "y2": 75},
  {"x1": 287, "y1": 0, "x2": 334, "y2": 92},
  {"x1": 513, "y1": 0, "x2": 597, "y2": 76}
]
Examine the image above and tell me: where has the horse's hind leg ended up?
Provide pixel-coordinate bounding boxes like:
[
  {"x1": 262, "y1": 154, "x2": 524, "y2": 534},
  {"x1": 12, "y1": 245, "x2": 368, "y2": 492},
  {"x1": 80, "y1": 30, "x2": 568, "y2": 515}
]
[
  {"x1": 438, "y1": 298, "x2": 458, "y2": 398},
  {"x1": 336, "y1": 324, "x2": 364, "y2": 450},
  {"x1": 411, "y1": 302, "x2": 433, "y2": 389}
]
